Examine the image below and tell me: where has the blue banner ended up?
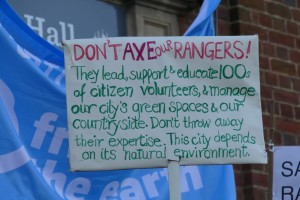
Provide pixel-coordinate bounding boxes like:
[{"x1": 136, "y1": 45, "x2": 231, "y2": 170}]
[
  {"x1": 0, "y1": 0, "x2": 236, "y2": 199},
  {"x1": 184, "y1": 0, "x2": 221, "y2": 36}
]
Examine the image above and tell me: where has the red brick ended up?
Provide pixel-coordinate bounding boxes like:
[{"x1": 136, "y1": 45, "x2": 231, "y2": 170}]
[
  {"x1": 262, "y1": 42, "x2": 275, "y2": 56},
  {"x1": 179, "y1": 0, "x2": 300, "y2": 197},
  {"x1": 251, "y1": 163, "x2": 267, "y2": 172},
  {"x1": 292, "y1": 78, "x2": 300, "y2": 91},
  {"x1": 259, "y1": 56, "x2": 270, "y2": 70},
  {"x1": 217, "y1": 20, "x2": 231, "y2": 35},
  {"x1": 274, "y1": 89, "x2": 299, "y2": 104},
  {"x1": 287, "y1": 21, "x2": 299, "y2": 35},
  {"x1": 279, "y1": 75, "x2": 292, "y2": 89},
  {"x1": 259, "y1": 13, "x2": 272, "y2": 27},
  {"x1": 217, "y1": 5, "x2": 229, "y2": 21},
  {"x1": 292, "y1": 8, "x2": 300, "y2": 21},
  {"x1": 266, "y1": 2, "x2": 292, "y2": 19},
  {"x1": 239, "y1": 7, "x2": 251, "y2": 22},
  {"x1": 240, "y1": 23, "x2": 268, "y2": 40},
  {"x1": 252, "y1": 172, "x2": 268, "y2": 187},
  {"x1": 269, "y1": 31, "x2": 295, "y2": 47},
  {"x1": 260, "y1": 70, "x2": 266, "y2": 84},
  {"x1": 280, "y1": 103, "x2": 294, "y2": 118},
  {"x1": 295, "y1": 38, "x2": 300, "y2": 49},
  {"x1": 243, "y1": 165, "x2": 252, "y2": 171},
  {"x1": 272, "y1": 18, "x2": 286, "y2": 32},
  {"x1": 283, "y1": 133, "x2": 297, "y2": 144},
  {"x1": 251, "y1": 11, "x2": 260, "y2": 24},
  {"x1": 261, "y1": 98, "x2": 273, "y2": 114},
  {"x1": 271, "y1": 59, "x2": 296, "y2": 75},
  {"x1": 234, "y1": 164, "x2": 243, "y2": 171},
  {"x1": 295, "y1": 106, "x2": 300, "y2": 119},
  {"x1": 236, "y1": 189, "x2": 244, "y2": 200},
  {"x1": 276, "y1": 46, "x2": 288, "y2": 60},
  {"x1": 252, "y1": 188, "x2": 268, "y2": 200},
  {"x1": 275, "y1": 102, "x2": 281, "y2": 115},
  {"x1": 276, "y1": 117, "x2": 300, "y2": 134},
  {"x1": 273, "y1": 131, "x2": 283, "y2": 145},
  {"x1": 265, "y1": 72, "x2": 278, "y2": 86},
  {"x1": 296, "y1": 38, "x2": 300, "y2": 49},
  {"x1": 217, "y1": 3, "x2": 229, "y2": 20},
  {"x1": 262, "y1": 113, "x2": 272, "y2": 127},
  {"x1": 263, "y1": 100, "x2": 280, "y2": 116},
  {"x1": 244, "y1": 171, "x2": 254, "y2": 185},
  {"x1": 290, "y1": 50, "x2": 300, "y2": 63},
  {"x1": 244, "y1": 188, "x2": 255, "y2": 200},
  {"x1": 240, "y1": 0, "x2": 265, "y2": 10},
  {"x1": 261, "y1": 85, "x2": 273, "y2": 98},
  {"x1": 234, "y1": 171, "x2": 244, "y2": 185}
]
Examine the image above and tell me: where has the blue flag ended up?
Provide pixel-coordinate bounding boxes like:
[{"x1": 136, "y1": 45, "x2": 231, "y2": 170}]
[
  {"x1": 184, "y1": 0, "x2": 221, "y2": 36},
  {"x1": 0, "y1": 0, "x2": 236, "y2": 199}
]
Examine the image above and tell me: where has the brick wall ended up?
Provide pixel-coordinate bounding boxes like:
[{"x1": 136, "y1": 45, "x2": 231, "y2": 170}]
[{"x1": 179, "y1": 0, "x2": 300, "y2": 199}]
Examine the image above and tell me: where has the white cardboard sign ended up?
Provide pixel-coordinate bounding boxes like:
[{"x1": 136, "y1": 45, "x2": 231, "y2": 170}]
[
  {"x1": 64, "y1": 36, "x2": 267, "y2": 171},
  {"x1": 273, "y1": 146, "x2": 300, "y2": 200}
]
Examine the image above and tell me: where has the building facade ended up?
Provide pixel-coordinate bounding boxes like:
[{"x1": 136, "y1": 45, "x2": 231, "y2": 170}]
[
  {"x1": 8, "y1": 0, "x2": 300, "y2": 199},
  {"x1": 179, "y1": 0, "x2": 300, "y2": 199}
]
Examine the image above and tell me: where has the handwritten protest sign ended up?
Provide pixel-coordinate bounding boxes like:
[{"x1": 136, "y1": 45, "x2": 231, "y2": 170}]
[{"x1": 64, "y1": 36, "x2": 267, "y2": 171}]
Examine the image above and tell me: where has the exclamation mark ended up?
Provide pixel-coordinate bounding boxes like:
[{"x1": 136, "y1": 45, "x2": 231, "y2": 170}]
[{"x1": 246, "y1": 41, "x2": 251, "y2": 58}]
